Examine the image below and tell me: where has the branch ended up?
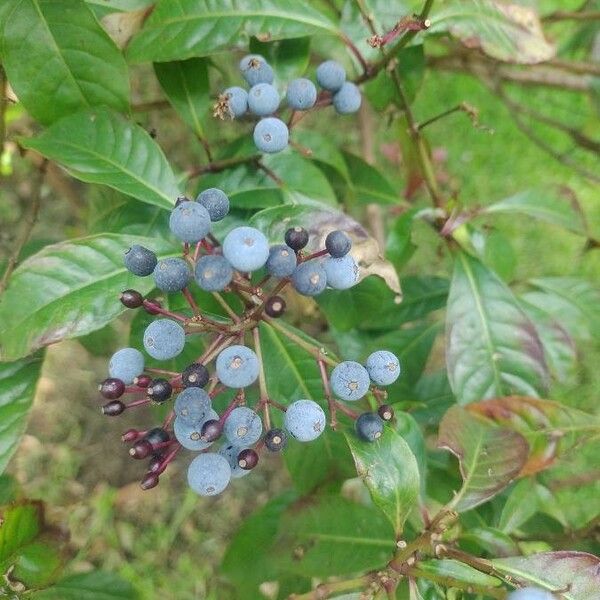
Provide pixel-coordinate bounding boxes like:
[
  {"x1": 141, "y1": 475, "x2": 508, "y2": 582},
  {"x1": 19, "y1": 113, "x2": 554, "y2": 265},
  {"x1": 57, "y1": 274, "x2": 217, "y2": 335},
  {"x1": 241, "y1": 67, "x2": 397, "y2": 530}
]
[
  {"x1": 187, "y1": 154, "x2": 260, "y2": 179},
  {"x1": 0, "y1": 162, "x2": 46, "y2": 295},
  {"x1": 543, "y1": 9, "x2": 600, "y2": 21}
]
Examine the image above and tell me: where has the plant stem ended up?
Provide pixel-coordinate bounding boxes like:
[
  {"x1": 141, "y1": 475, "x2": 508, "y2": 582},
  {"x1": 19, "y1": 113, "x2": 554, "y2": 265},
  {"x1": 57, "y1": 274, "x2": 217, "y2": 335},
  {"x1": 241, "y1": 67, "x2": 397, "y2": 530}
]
[
  {"x1": 252, "y1": 326, "x2": 271, "y2": 430},
  {"x1": 142, "y1": 300, "x2": 187, "y2": 322},
  {"x1": 181, "y1": 287, "x2": 201, "y2": 316},
  {"x1": 263, "y1": 318, "x2": 338, "y2": 368},
  {"x1": 406, "y1": 566, "x2": 506, "y2": 599},
  {"x1": 212, "y1": 292, "x2": 240, "y2": 323},
  {"x1": 187, "y1": 154, "x2": 260, "y2": 178},
  {"x1": 0, "y1": 162, "x2": 46, "y2": 295},
  {"x1": 317, "y1": 358, "x2": 337, "y2": 429},
  {"x1": 288, "y1": 575, "x2": 373, "y2": 600}
]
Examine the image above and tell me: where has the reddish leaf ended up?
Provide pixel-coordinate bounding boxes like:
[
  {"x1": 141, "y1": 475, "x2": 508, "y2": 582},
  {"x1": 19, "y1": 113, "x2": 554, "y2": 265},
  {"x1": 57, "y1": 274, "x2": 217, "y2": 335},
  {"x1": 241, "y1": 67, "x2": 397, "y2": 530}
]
[
  {"x1": 468, "y1": 396, "x2": 600, "y2": 476},
  {"x1": 438, "y1": 406, "x2": 529, "y2": 511}
]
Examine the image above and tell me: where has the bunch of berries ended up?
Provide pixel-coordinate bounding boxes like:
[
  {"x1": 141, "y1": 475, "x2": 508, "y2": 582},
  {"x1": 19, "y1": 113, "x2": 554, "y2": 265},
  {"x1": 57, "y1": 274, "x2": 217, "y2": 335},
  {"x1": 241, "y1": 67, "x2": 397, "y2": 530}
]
[
  {"x1": 98, "y1": 190, "x2": 400, "y2": 496},
  {"x1": 214, "y1": 55, "x2": 362, "y2": 153}
]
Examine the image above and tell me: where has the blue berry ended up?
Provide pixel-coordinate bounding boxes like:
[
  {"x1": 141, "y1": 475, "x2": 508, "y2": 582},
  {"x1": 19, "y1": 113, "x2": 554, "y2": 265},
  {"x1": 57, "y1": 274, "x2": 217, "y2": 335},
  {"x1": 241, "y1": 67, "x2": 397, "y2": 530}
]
[
  {"x1": 316, "y1": 60, "x2": 346, "y2": 92},
  {"x1": 108, "y1": 348, "x2": 144, "y2": 384},
  {"x1": 222, "y1": 86, "x2": 248, "y2": 118},
  {"x1": 253, "y1": 117, "x2": 289, "y2": 153},
  {"x1": 153, "y1": 258, "x2": 190, "y2": 292},
  {"x1": 219, "y1": 444, "x2": 251, "y2": 479},
  {"x1": 239, "y1": 54, "x2": 274, "y2": 86},
  {"x1": 333, "y1": 82, "x2": 362, "y2": 115},
  {"x1": 124, "y1": 245, "x2": 157, "y2": 277},
  {"x1": 291, "y1": 260, "x2": 327, "y2": 296},
  {"x1": 215, "y1": 345, "x2": 259, "y2": 388},
  {"x1": 323, "y1": 255, "x2": 359, "y2": 290},
  {"x1": 286, "y1": 78, "x2": 317, "y2": 110},
  {"x1": 195, "y1": 255, "x2": 233, "y2": 291},
  {"x1": 508, "y1": 588, "x2": 556, "y2": 600},
  {"x1": 325, "y1": 230, "x2": 351, "y2": 257},
  {"x1": 196, "y1": 188, "x2": 230, "y2": 222},
  {"x1": 174, "y1": 387, "x2": 212, "y2": 425},
  {"x1": 365, "y1": 350, "x2": 400, "y2": 386},
  {"x1": 355, "y1": 412, "x2": 384, "y2": 442},
  {"x1": 169, "y1": 200, "x2": 211, "y2": 243},
  {"x1": 143, "y1": 319, "x2": 186, "y2": 360},
  {"x1": 330, "y1": 361, "x2": 370, "y2": 401},
  {"x1": 222, "y1": 226, "x2": 270, "y2": 272},
  {"x1": 247, "y1": 83, "x2": 280, "y2": 116},
  {"x1": 284, "y1": 399, "x2": 326, "y2": 442},
  {"x1": 223, "y1": 406, "x2": 262, "y2": 445},
  {"x1": 187, "y1": 452, "x2": 231, "y2": 496},
  {"x1": 266, "y1": 244, "x2": 297, "y2": 278},
  {"x1": 174, "y1": 409, "x2": 218, "y2": 451}
]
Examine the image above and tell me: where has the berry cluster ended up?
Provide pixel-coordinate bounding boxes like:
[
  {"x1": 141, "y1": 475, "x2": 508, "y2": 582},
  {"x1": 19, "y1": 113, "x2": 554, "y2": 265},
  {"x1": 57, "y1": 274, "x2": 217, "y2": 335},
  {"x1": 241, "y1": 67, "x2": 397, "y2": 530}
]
[
  {"x1": 99, "y1": 190, "x2": 399, "y2": 496},
  {"x1": 214, "y1": 55, "x2": 362, "y2": 153}
]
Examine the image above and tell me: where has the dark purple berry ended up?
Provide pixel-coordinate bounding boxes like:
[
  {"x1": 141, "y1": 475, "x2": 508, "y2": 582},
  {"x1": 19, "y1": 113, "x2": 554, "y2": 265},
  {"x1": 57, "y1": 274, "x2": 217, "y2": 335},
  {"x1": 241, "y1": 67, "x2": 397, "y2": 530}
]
[
  {"x1": 181, "y1": 363, "x2": 209, "y2": 388},
  {"x1": 141, "y1": 473, "x2": 159, "y2": 490},
  {"x1": 200, "y1": 419, "x2": 222, "y2": 442},
  {"x1": 120, "y1": 289, "x2": 143, "y2": 308},
  {"x1": 129, "y1": 439, "x2": 153, "y2": 459},
  {"x1": 355, "y1": 412, "x2": 384, "y2": 442},
  {"x1": 377, "y1": 404, "x2": 394, "y2": 422},
  {"x1": 325, "y1": 230, "x2": 351, "y2": 258},
  {"x1": 121, "y1": 429, "x2": 140, "y2": 443},
  {"x1": 144, "y1": 299, "x2": 162, "y2": 315},
  {"x1": 284, "y1": 226, "x2": 309, "y2": 252},
  {"x1": 99, "y1": 378, "x2": 125, "y2": 400},
  {"x1": 264, "y1": 428, "x2": 287, "y2": 451},
  {"x1": 147, "y1": 379, "x2": 172, "y2": 403},
  {"x1": 134, "y1": 374, "x2": 152, "y2": 388},
  {"x1": 237, "y1": 448, "x2": 259, "y2": 470},
  {"x1": 148, "y1": 455, "x2": 163, "y2": 474},
  {"x1": 144, "y1": 427, "x2": 170, "y2": 446},
  {"x1": 265, "y1": 296, "x2": 286, "y2": 318},
  {"x1": 102, "y1": 400, "x2": 125, "y2": 416}
]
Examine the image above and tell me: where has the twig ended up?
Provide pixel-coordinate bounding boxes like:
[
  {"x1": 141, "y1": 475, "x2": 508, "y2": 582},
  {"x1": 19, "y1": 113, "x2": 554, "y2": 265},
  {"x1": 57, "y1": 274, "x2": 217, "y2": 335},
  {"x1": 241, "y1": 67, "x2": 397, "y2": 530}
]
[
  {"x1": 187, "y1": 154, "x2": 260, "y2": 179},
  {"x1": 317, "y1": 359, "x2": 337, "y2": 429},
  {"x1": 0, "y1": 162, "x2": 46, "y2": 295},
  {"x1": 288, "y1": 575, "x2": 373, "y2": 600},
  {"x1": 257, "y1": 160, "x2": 285, "y2": 186},
  {"x1": 543, "y1": 9, "x2": 600, "y2": 21},
  {"x1": 212, "y1": 292, "x2": 240, "y2": 323},
  {"x1": 418, "y1": 102, "x2": 480, "y2": 131},
  {"x1": 252, "y1": 326, "x2": 271, "y2": 430}
]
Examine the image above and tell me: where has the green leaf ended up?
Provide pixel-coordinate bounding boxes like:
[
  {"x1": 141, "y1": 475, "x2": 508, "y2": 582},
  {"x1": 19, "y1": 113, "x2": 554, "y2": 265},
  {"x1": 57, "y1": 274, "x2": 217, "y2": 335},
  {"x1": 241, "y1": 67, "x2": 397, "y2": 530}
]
[
  {"x1": 259, "y1": 322, "x2": 354, "y2": 494},
  {"x1": 0, "y1": 501, "x2": 43, "y2": 563},
  {"x1": 437, "y1": 406, "x2": 529, "y2": 512},
  {"x1": 460, "y1": 526, "x2": 520, "y2": 557},
  {"x1": 249, "y1": 36, "x2": 311, "y2": 80},
  {"x1": 481, "y1": 188, "x2": 588, "y2": 235},
  {"x1": 395, "y1": 412, "x2": 427, "y2": 499},
  {"x1": 2, "y1": 0, "x2": 129, "y2": 125},
  {"x1": 154, "y1": 58, "x2": 209, "y2": 137},
  {"x1": 344, "y1": 428, "x2": 420, "y2": 535},
  {"x1": 498, "y1": 479, "x2": 539, "y2": 534},
  {"x1": 0, "y1": 354, "x2": 44, "y2": 475},
  {"x1": 411, "y1": 371, "x2": 455, "y2": 427},
  {"x1": 127, "y1": 0, "x2": 337, "y2": 63},
  {"x1": 416, "y1": 559, "x2": 501, "y2": 588},
  {"x1": 319, "y1": 276, "x2": 447, "y2": 332},
  {"x1": 33, "y1": 570, "x2": 138, "y2": 599},
  {"x1": 87, "y1": 187, "x2": 170, "y2": 238},
  {"x1": 342, "y1": 152, "x2": 398, "y2": 205},
  {"x1": 523, "y1": 277, "x2": 600, "y2": 341},
  {"x1": 0, "y1": 234, "x2": 179, "y2": 361},
  {"x1": 20, "y1": 109, "x2": 180, "y2": 209},
  {"x1": 429, "y1": 0, "x2": 555, "y2": 64},
  {"x1": 492, "y1": 552, "x2": 600, "y2": 599},
  {"x1": 445, "y1": 251, "x2": 548, "y2": 405},
  {"x1": 365, "y1": 45, "x2": 425, "y2": 109},
  {"x1": 9, "y1": 541, "x2": 63, "y2": 588},
  {"x1": 221, "y1": 492, "x2": 296, "y2": 600},
  {"x1": 292, "y1": 129, "x2": 350, "y2": 180},
  {"x1": 272, "y1": 496, "x2": 395, "y2": 577},
  {"x1": 385, "y1": 208, "x2": 418, "y2": 272},
  {"x1": 86, "y1": 0, "x2": 153, "y2": 18}
]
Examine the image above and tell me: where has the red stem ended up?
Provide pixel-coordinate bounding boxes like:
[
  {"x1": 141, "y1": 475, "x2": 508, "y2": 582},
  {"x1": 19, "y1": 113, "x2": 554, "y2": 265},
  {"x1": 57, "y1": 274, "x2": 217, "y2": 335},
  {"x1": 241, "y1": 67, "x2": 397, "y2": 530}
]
[{"x1": 142, "y1": 300, "x2": 187, "y2": 322}]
